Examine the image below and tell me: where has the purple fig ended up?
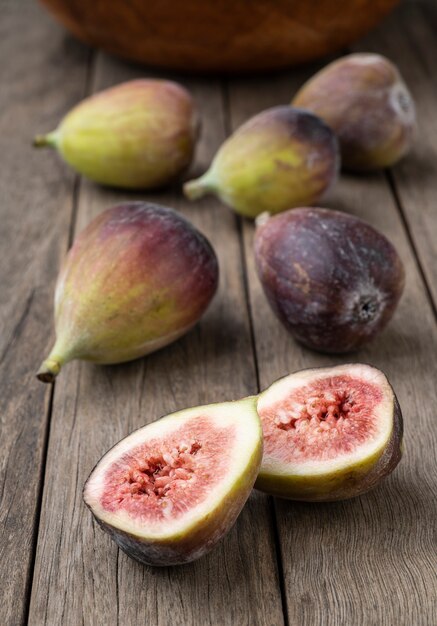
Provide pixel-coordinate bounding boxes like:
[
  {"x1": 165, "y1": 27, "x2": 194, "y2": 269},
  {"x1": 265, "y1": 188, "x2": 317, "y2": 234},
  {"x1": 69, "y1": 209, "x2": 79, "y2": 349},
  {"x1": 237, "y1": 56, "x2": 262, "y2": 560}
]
[
  {"x1": 293, "y1": 54, "x2": 416, "y2": 170},
  {"x1": 254, "y1": 207, "x2": 405, "y2": 353}
]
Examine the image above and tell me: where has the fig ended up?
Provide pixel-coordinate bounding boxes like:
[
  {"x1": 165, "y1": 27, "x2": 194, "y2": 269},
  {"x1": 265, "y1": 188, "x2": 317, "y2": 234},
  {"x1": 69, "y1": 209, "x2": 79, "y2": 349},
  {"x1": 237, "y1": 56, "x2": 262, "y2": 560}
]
[
  {"x1": 33, "y1": 79, "x2": 199, "y2": 189},
  {"x1": 254, "y1": 207, "x2": 405, "y2": 353},
  {"x1": 293, "y1": 53, "x2": 416, "y2": 170},
  {"x1": 256, "y1": 363, "x2": 403, "y2": 501},
  {"x1": 37, "y1": 202, "x2": 218, "y2": 383},
  {"x1": 83, "y1": 397, "x2": 262, "y2": 566},
  {"x1": 184, "y1": 106, "x2": 339, "y2": 219}
]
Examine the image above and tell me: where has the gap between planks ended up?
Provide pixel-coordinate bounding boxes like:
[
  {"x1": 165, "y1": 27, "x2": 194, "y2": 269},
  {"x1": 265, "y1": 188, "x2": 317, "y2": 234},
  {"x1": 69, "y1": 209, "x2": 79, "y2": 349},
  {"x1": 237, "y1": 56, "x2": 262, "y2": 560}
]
[
  {"x1": 220, "y1": 77, "x2": 290, "y2": 625},
  {"x1": 0, "y1": 3, "x2": 93, "y2": 624},
  {"x1": 24, "y1": 47, "x2": 96, "y2": 624},
  {"x1": 384, "y1": 170, "x2": 436, "y2": 318},
  {"x1": 350, "y1": 0, "x2": 437, "y2": 314}
]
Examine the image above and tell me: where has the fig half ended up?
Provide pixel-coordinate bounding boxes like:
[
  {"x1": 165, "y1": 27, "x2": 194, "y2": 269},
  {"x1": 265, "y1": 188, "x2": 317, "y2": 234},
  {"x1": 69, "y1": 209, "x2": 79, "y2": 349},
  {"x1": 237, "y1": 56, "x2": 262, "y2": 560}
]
[
  {"x1": 256, "y1": 364, "x2": 403, "y2": 501},
  {"x1": 84, "y1": 398, "x2": 262, "y2": 566}
]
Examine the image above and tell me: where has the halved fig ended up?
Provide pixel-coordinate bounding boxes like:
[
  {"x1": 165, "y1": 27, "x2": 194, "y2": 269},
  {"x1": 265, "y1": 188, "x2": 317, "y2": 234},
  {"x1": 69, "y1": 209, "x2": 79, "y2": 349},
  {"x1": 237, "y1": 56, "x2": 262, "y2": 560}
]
[
  {"x1": 84, "y1": 398, "x2": 262, "y2": 566},
  {"x1": 256, "y1": 364, "x2": 403, "y2": 501}
]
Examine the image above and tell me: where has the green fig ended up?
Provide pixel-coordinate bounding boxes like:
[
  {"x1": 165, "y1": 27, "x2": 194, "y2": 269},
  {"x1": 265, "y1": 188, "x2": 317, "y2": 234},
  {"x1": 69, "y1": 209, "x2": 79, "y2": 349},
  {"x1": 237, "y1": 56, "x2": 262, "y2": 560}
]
[
  {"x1": 183, "y1": 106, "x2": 339, "y2": 219},
  {"x1": 37, "y1": 202, "x2": 218, "y2": 383},
  {"x1": 293, "y1": 54, "x2": 416, "y2": 170},
  {"x1": 33, "y1": 80, "x2": 199, "y2": 189}
]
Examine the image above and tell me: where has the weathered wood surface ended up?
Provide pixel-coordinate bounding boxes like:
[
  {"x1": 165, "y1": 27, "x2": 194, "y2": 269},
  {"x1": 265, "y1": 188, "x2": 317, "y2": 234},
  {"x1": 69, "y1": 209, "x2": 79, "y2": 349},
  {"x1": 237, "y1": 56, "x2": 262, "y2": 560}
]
[
  {"x1": 0, "y1": 0, "x2": 436, "y2": 624},
  {"x1": 0, "y1": 2, "x2": 90, "y2": 624}
]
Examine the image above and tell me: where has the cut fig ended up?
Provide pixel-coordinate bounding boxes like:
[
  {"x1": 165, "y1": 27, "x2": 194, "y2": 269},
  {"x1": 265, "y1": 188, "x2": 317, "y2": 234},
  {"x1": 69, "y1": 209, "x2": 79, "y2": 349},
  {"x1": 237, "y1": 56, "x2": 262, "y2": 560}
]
[
  {"x1": 256, "y1": 364, "x2": 403, "y2": 501},
  {"x1": 84, "y1": 398, "x2": 262, "y2": 566}
]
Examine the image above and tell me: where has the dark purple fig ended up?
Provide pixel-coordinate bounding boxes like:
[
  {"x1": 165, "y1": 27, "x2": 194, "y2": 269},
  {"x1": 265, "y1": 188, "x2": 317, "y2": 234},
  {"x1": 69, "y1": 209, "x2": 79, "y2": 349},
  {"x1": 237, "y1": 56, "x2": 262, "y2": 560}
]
[{"x1": 254, "y1": 207, "x2": 405, "y2": 353}]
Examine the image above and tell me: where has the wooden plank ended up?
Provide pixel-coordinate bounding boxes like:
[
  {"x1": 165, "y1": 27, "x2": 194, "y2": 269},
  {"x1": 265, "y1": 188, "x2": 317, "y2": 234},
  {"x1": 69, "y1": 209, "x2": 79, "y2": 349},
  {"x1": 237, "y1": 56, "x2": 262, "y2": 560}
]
[
  {"x1": 28, "y1": 53, "x2": 285, "y2": 625},
  {"x1": 350, "y1": 0, "x2": 437, "y2": 308},
  {"x1": 228, "y1": 62, "x2": 437, "y2": 625},
  {"x1": 0, "y1": 2, "x2": 90, "y2": 624}
]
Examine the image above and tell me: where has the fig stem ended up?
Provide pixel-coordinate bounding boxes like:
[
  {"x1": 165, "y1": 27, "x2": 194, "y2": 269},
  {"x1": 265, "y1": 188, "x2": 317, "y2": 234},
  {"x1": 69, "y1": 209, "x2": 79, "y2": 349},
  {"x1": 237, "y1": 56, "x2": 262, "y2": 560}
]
[
  {"x1": 255, "y1": 212, "x2": 271, "y2": 228},
  {"x1": 33, "y1": 131, "x2": 59, "y2": 149},
  {"x1": 183, "y1": 172, "x2": 216, "y2": 201},
  {"x1": 36, "y1": 358, "x2": 62, "y2": 384}
]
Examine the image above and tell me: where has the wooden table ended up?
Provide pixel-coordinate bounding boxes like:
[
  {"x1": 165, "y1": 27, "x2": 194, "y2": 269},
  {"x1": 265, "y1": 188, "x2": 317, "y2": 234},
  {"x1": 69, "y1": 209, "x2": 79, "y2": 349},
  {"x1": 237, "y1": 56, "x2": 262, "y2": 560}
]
[{"x1": 1, "y1": 1, "x2": 436, "y2": 624}]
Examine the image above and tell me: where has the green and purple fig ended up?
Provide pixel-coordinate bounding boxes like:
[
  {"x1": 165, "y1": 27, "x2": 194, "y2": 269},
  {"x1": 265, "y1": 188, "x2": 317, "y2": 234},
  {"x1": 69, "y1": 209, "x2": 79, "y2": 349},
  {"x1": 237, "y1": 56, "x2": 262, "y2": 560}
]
[
  {"x1": 33, "y1": 79, "x2": 199, "y2": 189},
  {"x1": 254, "y1": 207, "x2": 405, "y2": 353},
  {"x1": 84, "y1": 397, "x2": 262, "y2": 566},
  {"x1": 37, "y1": 202, "x2": 218, "y2": 383},
  {"x1": 293, "y1": 53, "x2": 416, "y2": 170},
  {"x1": 256, "y1": 363, "x2": 403, "y2": 501},
  {"x1": 184, "y1": 106, "x2": 339, "y2": 219}
]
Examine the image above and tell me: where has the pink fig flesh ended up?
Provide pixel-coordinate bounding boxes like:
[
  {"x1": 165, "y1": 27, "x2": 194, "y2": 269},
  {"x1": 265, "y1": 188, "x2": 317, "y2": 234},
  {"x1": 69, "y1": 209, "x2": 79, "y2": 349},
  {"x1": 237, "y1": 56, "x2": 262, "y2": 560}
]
[
  {"x1": 37, "y1": 202, "x2": 218, "y2": 382},
  {"x1": 254, "y1": 207, "x2": 405, "y2": 353},
  {"x1": 256, "y1": 363, "x2": 403, "y2": 501},
  {"x1": 83, "y1": 398, "x2": 262, "y2": 566}
]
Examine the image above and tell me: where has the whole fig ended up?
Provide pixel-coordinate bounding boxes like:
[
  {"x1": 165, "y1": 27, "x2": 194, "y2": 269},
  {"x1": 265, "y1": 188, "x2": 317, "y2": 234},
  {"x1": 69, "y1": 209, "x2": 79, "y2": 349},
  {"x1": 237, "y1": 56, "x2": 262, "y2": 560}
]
[
  {"x1": 37, "y1": 202, "x2": 218, "y2": 382},
  {"x1": 293, "y1": 53, "x2": 415, "y2": 170},
  {"x1": 34, "y1": 80, "x2": 199, "y2": 189},
  {"x1": 254, "y1": 207, "x2": 405, "y2": 353},
  {"x1": 184, "y1": 106, "x2": 339, "y2": 219}
]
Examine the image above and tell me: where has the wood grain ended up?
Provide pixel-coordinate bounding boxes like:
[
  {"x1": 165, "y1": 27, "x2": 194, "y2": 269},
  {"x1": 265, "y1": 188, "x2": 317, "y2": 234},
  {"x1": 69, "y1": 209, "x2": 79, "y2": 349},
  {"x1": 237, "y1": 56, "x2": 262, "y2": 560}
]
[
  {"x1": 350, "y1": 0, "x2": 437, "y2": 308},
  {"x1": 27, "y1": 54, "x2": 284, "y2": 625},
  {"x1": 227, "y1": 62, "x2": 437, "y2": 625},
  {"x1": 0, "y1": 2, "x2": 89, "y2": 624}
]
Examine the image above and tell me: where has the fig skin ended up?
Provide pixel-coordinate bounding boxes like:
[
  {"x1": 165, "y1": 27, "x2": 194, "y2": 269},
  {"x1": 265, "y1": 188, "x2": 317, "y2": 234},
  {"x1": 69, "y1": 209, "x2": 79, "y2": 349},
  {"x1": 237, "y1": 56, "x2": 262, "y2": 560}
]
[
  {"x1": 254, "y1": 207, "x2": 405, "y2": 353},
  {"x1": 255, "y1": 364, "x2": 403, "y2": 502},
  {"x1": 293, "y1": 53, "x2": 416, "y2": 170},
  {"x1": 83, "y1": 398, "x2": 263, "y2": 566},
  {"x1": 184, "y1": 106, "x2": 339, "y2": 219},
  {"x1": 33, "y1": 79, "x2": 199, "y2": 189},
  {"x1": 37, "y1": 202, "x2": 218, "y2": 383}
]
